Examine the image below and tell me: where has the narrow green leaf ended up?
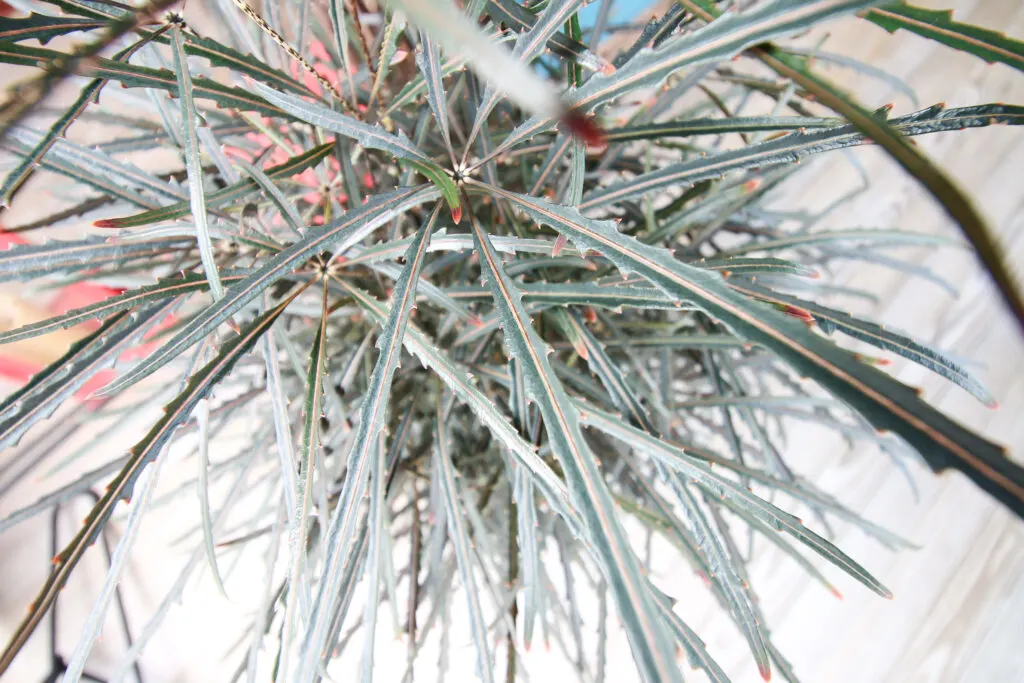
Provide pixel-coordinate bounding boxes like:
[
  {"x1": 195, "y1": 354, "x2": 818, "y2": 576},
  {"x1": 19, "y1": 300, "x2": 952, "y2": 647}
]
[
  {"x1": 95, "y1": 185, "x2": 438, "y2": 397},
  {"x1": 0, "y1": 41, "x2": 290, "y2": 118},
  {"x1": 716, "y1": 227, "x2": 961, "y2": 257},
  {"x1": 0, "y1": 13, "x2": 105, "y2": 44},
  {"x1": 251, "y1": 80, "x2": 432, "y2": 163},
  {"x1": 97, "y1": 143, "x2": 332, "y2": 229},
  {"x1": 483, "y1": 184, "x2": 1024, "y2": 520},
  {"x1": 581, "y1": 103, "x2": 1024, "y2": 209},
  {"x1": 280, "y1": 281, "x2": 330, "y2": 680},
  {"x1": 579, "y1": 404, "x2": 893, "y2": 599},
  {"x1": 0, "y1": 236, "x2": 192, "y2": 284},
  {"x1": 416, "y1": 36, "x2": 455, "y2": 161},
  {"x1": 433, "y1": 410, "x2": 495, "y2": 683},
  {"x1": 0, "y1": 289, "x2": 299, "y2": 675},
  {"x1": 0, "y1": 35, "x2": 155, "y2": 205},
  {"x1": 863, "y1": 2, "x2": 1024, "y2": 73},
  {"x1": 401, "y1": 159, "x2": 462, "y2": 222},
  {"x1": 0, "y1": 302, "x2": 174, "y2": 450},
  {"x1": 731, "y1": 280, "x2": 997, "y2": 406},
  {"x1": 6, "y1": 124, "x2": 186, "y2": 203},
  {"x1": 172, "y1": 24, "x2": 224, "y2": 299},
  {"x1": 761, "y1": 48, "x2": 1024, "y2": 336},
  {"x1": 297, "y1": 210, "x2": 439, "y2": 679},
  {"x1": 604, "y1": 114, "x2": 841, "y2": 142},
  {"x1": 699, "y1": 256, "x2": 819, "y2": 278},
  {"x1": 671, "y1": 478, "x2": 770, "y2": 678},
  {"x1": 466, "y1": 203, "x2": 682, "y2": 683},
  {"x1": 64, "y1": 438, "x2": 167, "y2": 682},
  {"x1": 196, "y1": 397, "x2": 228, "y2": 597},
  {"x1": 0, "y1": 273, "x2": 245, "y2": 347}
]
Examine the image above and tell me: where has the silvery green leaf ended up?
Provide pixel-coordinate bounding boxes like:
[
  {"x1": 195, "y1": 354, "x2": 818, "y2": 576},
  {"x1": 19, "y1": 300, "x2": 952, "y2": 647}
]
[
  {"x1": 466, "y1": 207, "x2": 682, "y2": 683},
  {"x1": 483, "y1": 184, "x2": 1024, "y2": 520},
  {"x1": 297, "y1": 211, "x2": 438, "y2": 679},
  {"x1": 251, "y1": 80, "x2": 433, "y2": 163},
  {"x1": 96, "y1": 185, "x2": 439, "y2": 397}
]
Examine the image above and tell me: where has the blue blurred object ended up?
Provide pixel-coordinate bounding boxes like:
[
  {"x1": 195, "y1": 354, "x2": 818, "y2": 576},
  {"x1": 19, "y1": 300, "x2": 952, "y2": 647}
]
[{"x1": 578, "y1": 0, "x2": 654, "y2": 32}]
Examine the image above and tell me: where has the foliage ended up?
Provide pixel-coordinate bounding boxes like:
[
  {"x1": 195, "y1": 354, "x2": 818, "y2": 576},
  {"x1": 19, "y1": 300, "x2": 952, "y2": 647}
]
[{"x1": 0, "y1": 0, "x2": 1022, "y2": 681}]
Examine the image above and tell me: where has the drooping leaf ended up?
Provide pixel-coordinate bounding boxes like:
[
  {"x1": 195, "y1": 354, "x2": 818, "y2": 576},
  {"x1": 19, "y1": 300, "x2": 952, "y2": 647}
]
[
  {"x1": 578, "y1": 403, "x2": 893, "y2": 598},
  {"x1": 603, "y1": 114, "x2": 841, "y2": 142},
  {"x1": 482, "y1": 184, "x2": 1024, "y2": 519},
  {"x1": 466, "y1": 203, "x2": 682, "y2": 683},
  {"x1": 731, "y1": 279, "x2": 997, "y2": 406},
  {"x1": 433, "y1": 408, "x2": 496, "y2": 683},
  {"x1": 297, "y1": 211, "x2": 438, "y2": 679},
  {"x1": 0, "y1": 236, "x2": 193, "y2": 283},
  {"x1": 0, "y1": 301, "x2": 175, "y2": 450},
  {"x1": 0, "y1": 13, "x2": 106, "y2": 44},
  {"x1": 0, "y1": 34, "x2": 159, "y2": 206},
  {"x1": 762, "y1": 48, "x2": 1024, "y2": 335},
  {"x1": 0, "y1": 41, "x2": 291, "y2": 119},
  {"x1": 0, "y1": 288, "x2": 301, "y2": 674},
  {"x1": 279, "y1": 281, "x2": 330, "y2": 680}
]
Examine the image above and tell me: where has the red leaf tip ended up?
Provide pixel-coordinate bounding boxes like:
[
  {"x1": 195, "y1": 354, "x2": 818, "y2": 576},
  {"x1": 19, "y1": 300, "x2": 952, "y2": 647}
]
[
  {"x1": 560, "y1": 110, "x2": 606, "y2": 147},
  {"x1": 93, "y1": 219, "x2": 119, "y2": 228}
]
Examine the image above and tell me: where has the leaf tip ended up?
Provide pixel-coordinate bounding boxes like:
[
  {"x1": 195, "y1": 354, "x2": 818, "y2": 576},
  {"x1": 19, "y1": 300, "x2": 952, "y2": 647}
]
[{"x1": 560, "y1": 110, "x2": 605, "y2": 147}]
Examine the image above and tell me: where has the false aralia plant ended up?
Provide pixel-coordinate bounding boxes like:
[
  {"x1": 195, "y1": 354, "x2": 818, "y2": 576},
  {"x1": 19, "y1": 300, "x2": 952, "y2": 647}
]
[{"x1": 0, "y1": 0, "x2": 1022, "y2": 681}]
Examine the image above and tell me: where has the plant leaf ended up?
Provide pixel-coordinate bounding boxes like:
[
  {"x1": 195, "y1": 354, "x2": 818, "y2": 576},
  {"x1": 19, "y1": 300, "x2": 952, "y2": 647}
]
[
  {"x1": 401, "y1": 159, "x2": 462, "y2": 222},
  {"x1": 95, "y1": 185, "x2": 438, "y2": 397},
  {"x1": 97, "y1": 142, "x2": 332, "y2": 229},
  {"x1": 251, "y1": 80, "x2": 433, "y2": 163},
  {"x1": 280, "y1": 281, "x2": 330, "y2": 680},
  {"x1": 0, "y1": 13, "x2": 105, "y2": 44},
  {"x1": 482, "y1": 184, "x2": 1024, "y2": 520},
  {"x1": 466, "y1": 204, "x2": 682, "y2": 683},
  {"x1": 0, "y1": 235, "x2": 192, "y2": 283},
  {"x1": 297, "y1": 210, "x2": 438, "y2": 679},
  {"x1": 579, "y1": 403, "x2": 892, "y2": 598},
  {"x1": 433, "y1": 408, "x2": 496, "y2": 683},
  {"x1": 0, "y1": 289, "x2": 299, "y2": 675},
  {"x1": 0, "y1": 301, "x2": 174, "y2": 450},
  {"x1": 762, "y1": 48, "x2": 1024, "y2": 335},
  {"x1": 604, "y1": 114, "x2": 841, "y2": 142},
  {"x1": 862, "y1": 2, "x2": 1024, "y2": 73},
  {"x1": 416, "y1": 35, "x2": 455, "y2": 160},
  {"x1": 731, "y1": 279, "x2": 997, "y2": 406},
  {"x1": 581, "y1": 103, "x2": 1024, "y2": 209},
  {"x1": 0, "y1": 41, "x2": 290, "y2": 118},
  {"x1": 172, "y1": 24, "x2": 225, "y2": 299}
]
